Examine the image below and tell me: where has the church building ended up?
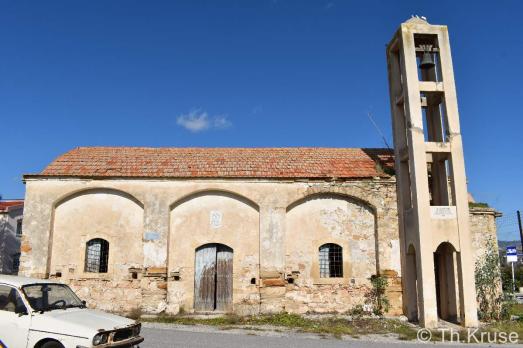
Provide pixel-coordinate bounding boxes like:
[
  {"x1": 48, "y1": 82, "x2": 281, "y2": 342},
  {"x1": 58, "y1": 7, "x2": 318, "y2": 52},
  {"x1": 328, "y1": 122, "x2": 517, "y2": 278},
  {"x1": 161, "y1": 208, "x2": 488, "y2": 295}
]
[{"x1": 19, "y1": 18, "x2": 499, "y2": 328}]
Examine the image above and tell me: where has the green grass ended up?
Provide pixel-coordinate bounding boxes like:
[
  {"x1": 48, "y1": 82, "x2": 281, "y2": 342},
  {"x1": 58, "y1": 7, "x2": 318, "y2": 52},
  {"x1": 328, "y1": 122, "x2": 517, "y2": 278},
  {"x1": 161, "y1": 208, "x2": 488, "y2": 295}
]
[
  {"x1": 485, "y1": 321, "x2": 523, "y2": 337},
  {"x1": 145, "y1": 311, "x2": 523, "y2": 343},
  {"x1": 509, "y1": 303, "x2": 523, "y2": 316},
  {"x1": 143, "y1": 312, "x2": 418, "y2": 340},
  {"x1": 469, "y1": 202, "x2": 489, "y2": 208},
  {"x1": 143, "y1": 310, "x2": 523, "y2": 343}
]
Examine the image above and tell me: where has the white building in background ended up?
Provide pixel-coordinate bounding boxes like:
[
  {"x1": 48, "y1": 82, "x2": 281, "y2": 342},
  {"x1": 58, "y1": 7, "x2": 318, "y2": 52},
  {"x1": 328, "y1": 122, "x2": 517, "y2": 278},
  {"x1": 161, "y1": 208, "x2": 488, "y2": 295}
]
[{"x1": 0, "y1": 200, "x2": 24, "y2": 274}]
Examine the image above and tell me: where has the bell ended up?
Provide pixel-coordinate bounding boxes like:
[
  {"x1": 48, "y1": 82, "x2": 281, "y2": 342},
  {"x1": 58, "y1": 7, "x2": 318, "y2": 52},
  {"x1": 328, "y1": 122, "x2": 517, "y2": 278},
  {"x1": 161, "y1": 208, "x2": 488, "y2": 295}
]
[{"x1": 419, "y1": 47, "x2": 435, "y2": 70}]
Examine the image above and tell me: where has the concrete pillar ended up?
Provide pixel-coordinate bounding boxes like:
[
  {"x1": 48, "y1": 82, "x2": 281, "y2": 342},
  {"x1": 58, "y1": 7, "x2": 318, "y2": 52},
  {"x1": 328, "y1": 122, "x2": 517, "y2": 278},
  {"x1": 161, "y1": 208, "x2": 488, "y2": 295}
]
[{"x1": 416, "y1": 245, "x2": 438, "y2": 328}]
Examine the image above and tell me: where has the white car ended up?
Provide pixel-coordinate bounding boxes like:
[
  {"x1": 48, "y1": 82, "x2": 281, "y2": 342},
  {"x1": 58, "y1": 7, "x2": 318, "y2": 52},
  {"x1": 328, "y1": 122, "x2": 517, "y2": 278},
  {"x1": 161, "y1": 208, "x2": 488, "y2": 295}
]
[{"x1": 0, "y1": 275, "x2": 144, "y2": 348}]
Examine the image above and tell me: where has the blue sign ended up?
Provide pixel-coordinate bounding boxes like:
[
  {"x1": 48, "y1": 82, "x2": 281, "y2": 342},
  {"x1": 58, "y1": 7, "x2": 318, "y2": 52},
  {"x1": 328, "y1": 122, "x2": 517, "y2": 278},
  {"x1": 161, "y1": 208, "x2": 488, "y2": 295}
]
[
  {"x1": 507, "y1": 246, "x2": 518, "y2": 262},
  {"x1": 507, "y1": 246, "x2": 517, "y2": 256}
]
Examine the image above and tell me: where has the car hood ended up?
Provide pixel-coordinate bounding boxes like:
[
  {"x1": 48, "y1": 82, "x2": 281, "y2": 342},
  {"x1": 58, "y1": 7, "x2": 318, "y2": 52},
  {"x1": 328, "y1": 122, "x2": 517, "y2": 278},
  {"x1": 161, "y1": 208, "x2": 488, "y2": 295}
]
[{"x1": 30, "y1": 308, "x2": 136, "y2": 338}]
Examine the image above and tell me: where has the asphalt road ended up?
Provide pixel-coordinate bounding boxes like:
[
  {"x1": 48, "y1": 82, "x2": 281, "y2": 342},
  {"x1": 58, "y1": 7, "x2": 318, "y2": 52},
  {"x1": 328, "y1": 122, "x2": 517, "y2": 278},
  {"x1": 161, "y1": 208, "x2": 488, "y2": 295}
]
[{"x1": 141, "y1": 326, "x2": 521, "y2": 348}]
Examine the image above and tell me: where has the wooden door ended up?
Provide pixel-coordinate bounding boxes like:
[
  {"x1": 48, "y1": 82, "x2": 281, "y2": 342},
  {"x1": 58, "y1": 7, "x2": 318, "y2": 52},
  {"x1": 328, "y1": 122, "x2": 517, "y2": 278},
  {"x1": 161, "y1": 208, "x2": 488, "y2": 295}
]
[
  {"x1": 215, "y1": 245, "x2": 233, "y2": 312},
  {"x1": 194, "y1": 245, "x2": 217, "y2": 312},
  {"x1": 194, "y1": 244, "x2": 233, "y2": 312}
]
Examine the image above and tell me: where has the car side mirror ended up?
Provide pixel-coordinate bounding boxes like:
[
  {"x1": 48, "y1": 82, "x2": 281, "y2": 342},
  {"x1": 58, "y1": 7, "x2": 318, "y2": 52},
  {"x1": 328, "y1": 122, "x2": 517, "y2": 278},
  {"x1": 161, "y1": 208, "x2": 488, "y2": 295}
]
[
  {"x1": 16, "y1": 306, "x2": 28, "y2": 316},
  {"x1": 82, "y1": 300, "x2": 87, "y2": 307}
]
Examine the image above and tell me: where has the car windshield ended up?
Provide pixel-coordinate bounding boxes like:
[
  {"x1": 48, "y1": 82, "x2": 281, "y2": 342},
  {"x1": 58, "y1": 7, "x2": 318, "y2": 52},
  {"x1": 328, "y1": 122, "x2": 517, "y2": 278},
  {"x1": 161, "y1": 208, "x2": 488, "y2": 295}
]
[{"x1": 21, "y1": 283, "x2": 85, "y2": 312}]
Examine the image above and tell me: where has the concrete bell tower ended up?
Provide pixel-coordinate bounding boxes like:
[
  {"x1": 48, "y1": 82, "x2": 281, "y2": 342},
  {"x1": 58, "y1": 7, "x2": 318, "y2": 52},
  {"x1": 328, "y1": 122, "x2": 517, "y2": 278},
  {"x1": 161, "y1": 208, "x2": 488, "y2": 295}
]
[{"x1": 386, "y1": 17, "x2": 478, "y2": 328}]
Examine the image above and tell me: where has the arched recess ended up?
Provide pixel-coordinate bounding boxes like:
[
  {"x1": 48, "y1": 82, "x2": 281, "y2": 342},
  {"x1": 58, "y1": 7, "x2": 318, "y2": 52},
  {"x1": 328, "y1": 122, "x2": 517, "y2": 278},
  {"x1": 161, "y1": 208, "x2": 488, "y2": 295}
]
[
  {"x1": 49, "y1": 188, "x2": 144, "y2": 279},
  {"x1": 285, "y1": 192, "x2": 377, "y2": 285},
  {"x1": 168, "y1": 190, "x2": 259, "y2": 313},
  {"x1": 405, "y1": 244, "x2": 419, "y2": 322},
  {"x1": 434, "y1": 241, "x2": 459, "y2": 322}
]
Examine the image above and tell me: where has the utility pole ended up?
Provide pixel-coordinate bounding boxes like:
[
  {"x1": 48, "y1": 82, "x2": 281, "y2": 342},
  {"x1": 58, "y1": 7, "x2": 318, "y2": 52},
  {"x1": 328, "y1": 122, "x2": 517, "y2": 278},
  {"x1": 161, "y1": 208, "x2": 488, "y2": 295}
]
[
  {"x1": 518, "y1": 210, "x2": 523, "y2": 251},
  {"x1": 513, "y1": 261, "x2": 517, "y2": 293}
]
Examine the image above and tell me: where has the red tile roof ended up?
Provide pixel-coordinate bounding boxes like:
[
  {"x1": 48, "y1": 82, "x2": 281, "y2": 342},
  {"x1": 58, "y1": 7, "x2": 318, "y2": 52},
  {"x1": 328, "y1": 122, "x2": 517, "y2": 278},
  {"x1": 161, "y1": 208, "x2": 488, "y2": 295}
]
[
  {"x1": 0, "y1": 200, "x2": 24, "y2": 212},
  {"x1": 28, "y1": 147, "x2": 394, "y2": 180}
]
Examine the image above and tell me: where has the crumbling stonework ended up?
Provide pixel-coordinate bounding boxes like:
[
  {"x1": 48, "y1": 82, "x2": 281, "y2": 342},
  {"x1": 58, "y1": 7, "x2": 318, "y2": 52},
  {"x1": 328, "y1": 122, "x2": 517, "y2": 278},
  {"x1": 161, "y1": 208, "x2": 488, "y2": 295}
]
[
  {"x1": 67, "y1": 278, "x2": 142, "y2": 313},
  {"x1": 469, "y1": 207, "x2": 501, "y2": 263},
  {"x1": 20, "y1": 177, "x2": 406, "y2": 316}
]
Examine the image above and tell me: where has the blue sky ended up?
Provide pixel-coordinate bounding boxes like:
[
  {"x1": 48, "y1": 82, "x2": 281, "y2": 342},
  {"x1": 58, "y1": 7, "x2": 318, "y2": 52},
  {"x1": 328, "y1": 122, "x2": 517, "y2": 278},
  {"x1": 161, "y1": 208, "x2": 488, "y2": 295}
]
[{"x1": 1, "y1": 1, "x2": 522, "y2": 239}]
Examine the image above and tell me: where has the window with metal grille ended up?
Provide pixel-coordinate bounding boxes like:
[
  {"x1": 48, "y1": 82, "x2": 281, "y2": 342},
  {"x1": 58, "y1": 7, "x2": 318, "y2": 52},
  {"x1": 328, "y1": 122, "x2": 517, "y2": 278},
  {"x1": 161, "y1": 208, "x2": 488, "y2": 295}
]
[
  {"x1": 319, "y1": 243, "x2": 343, "y2": 278},
  {"x1": 85, "y1": 238, "x2": 109, "y2": 273}
]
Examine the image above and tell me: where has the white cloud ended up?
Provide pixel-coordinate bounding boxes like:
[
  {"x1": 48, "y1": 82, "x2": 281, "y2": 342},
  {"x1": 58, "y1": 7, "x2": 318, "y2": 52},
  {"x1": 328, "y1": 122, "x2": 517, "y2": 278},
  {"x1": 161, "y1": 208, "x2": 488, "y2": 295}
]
[
  {"x1": 176, "y1": 109, "x2": 231, "y2": 132},
  {"x1": 213, "y1": 115, "x2": 232, "y2": 129}
]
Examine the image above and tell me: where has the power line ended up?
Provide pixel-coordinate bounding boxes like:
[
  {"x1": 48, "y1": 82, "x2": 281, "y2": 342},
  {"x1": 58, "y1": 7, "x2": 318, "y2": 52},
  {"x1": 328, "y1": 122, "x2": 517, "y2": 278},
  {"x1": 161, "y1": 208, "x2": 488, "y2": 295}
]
[{"x1": 366, "y1": 112, "x2": 391, "y2": 150}]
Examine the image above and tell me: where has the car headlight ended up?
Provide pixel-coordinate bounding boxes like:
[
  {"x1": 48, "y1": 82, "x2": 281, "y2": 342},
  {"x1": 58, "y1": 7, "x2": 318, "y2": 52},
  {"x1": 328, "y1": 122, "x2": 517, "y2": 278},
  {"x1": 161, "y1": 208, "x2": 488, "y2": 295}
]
[
  {"x1": 93, "y1": 332, "x2": 109, "y2": 345},
  {"x1": 132, "y1": 323, "x2": 141, "y2": 336}
]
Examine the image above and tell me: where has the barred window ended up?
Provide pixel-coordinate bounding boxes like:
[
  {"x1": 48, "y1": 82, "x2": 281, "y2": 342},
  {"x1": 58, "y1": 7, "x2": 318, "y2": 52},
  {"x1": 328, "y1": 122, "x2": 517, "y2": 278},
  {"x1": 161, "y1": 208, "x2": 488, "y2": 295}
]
[
  {"x1": 85, "y1": 238, "x2": 109, "y2": 273},
  {"x1": 319, "y1": 243, "x2": 343, "y2": 278}
]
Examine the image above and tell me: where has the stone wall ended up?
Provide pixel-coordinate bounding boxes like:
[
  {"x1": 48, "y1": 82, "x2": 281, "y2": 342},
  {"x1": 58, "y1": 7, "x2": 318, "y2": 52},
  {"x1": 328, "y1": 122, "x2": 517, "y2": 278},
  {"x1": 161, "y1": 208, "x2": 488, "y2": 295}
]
[
  {"x1": 469, "y1": 207, "x2": 501, "y2": 264},
  {"x1": 284, "y1": 194, "x2": 376, "y2": 313},
  {"x1": 20, "y1": 177, "x2": 400, "y2": 315}
]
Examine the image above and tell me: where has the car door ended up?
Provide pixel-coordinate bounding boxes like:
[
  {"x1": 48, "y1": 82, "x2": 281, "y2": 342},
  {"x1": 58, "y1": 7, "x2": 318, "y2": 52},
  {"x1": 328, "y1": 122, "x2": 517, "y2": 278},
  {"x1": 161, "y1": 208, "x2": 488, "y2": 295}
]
[{"x1": 0, "y1": 284, "x2": 30, "y2": 348}]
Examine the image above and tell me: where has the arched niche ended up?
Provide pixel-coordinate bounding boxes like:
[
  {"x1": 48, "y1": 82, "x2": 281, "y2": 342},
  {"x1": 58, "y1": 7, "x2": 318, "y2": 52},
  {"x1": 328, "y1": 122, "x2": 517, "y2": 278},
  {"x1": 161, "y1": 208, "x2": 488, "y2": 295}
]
[
  {"x1": 285, "y1": 192, "x2": 377, "y2": 284},
  {"x1": 50, "y1": 188, "x2": 144, "y2": 279},
  {"x1": 168, "y1": 190, "x2": 259, "y2": 312},
  {"x1": 434, "y1": 241, "x2": 459, "y2": 322}
]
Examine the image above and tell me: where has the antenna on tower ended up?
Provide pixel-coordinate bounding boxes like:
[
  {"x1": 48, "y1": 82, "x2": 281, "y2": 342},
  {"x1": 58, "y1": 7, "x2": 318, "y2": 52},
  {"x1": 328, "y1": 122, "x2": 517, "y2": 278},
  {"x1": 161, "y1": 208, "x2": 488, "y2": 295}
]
[{"x1": 366, "y1": 112, "x2": 391, "y2": 150}]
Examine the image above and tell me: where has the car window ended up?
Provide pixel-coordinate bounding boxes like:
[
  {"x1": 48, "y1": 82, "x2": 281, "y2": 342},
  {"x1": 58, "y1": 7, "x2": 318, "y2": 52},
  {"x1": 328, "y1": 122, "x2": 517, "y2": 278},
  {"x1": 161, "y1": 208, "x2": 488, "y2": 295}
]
[
  {"x1": 0, "y1": 285, "x2": 26, "y2": 313},
  {"x1": 22, "y1": 283, "x2": 83, "y2": 312}
]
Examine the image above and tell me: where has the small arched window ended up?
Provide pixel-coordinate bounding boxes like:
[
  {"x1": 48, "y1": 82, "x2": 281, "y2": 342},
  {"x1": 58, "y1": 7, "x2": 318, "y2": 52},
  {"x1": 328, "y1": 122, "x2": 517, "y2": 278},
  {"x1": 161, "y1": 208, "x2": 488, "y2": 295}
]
[
  {"x1": 85, "y1": 238, "x2": 109, "y2": 273},
  {"x1": 319, "y1": 243, "x2": 343, "y2": 278}
]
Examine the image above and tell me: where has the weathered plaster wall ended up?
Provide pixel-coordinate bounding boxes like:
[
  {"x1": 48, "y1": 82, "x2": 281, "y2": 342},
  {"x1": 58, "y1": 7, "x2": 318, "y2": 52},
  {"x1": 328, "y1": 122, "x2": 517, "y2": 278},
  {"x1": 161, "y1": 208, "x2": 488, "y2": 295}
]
[
  {"x1": 167, "y1": 192, "x2": 260, "y2": 315},
  {"x1": 49, "y1": 190, "x2": 144, "y2": 312},
  {"x1": 21, "y1": 177, "x2": 402, "y2": 315},
  {"x1": 284, "y1": 194, "x2": 376, "y2": 313}
]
